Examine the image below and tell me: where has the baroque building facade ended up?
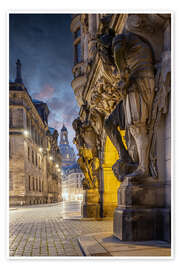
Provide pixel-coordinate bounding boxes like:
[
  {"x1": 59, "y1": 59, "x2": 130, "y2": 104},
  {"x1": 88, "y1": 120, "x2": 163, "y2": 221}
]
[
  {"x1": 71, "y1": 14, "x2": 171, "y2": 242},
  {"x1": 9, "y1": 59, "x2": 62, "y2": 206}
]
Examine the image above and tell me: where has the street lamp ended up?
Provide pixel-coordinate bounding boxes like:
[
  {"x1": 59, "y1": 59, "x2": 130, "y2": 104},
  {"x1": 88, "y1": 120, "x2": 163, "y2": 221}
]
[
  {"x1": 49, "y1": 156, "x2": 53, "y2": 160},
  {"x1": 23, "y1": 130, "x2": 29, "y2": 137},
  {"x1": 39, "y1": 147, "x2": 43, "y2": 152},
  {"x1": 56, "y1": 164, "x2": 59, "y2": 168}
]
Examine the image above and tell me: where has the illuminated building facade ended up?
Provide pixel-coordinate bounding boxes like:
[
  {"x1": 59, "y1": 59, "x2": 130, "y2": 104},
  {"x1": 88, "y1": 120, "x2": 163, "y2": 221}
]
[
  {"x1": 9, "y1": 59, "x2": 62, "y2": 206},
  {"x1": 61, "y1": 163, "x2": 84, "y2": 201}
]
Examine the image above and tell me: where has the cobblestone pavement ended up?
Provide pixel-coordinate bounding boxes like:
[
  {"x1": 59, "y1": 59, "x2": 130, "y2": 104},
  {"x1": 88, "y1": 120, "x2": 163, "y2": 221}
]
[{"x1": 9, "y1": 204, "x2": 113, "y2": 257}]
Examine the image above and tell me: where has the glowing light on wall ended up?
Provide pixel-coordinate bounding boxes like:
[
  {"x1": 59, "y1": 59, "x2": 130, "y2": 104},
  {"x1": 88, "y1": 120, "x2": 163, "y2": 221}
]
[{"x1": 23, "y1": 130, "x2": 29, "y2": 136}]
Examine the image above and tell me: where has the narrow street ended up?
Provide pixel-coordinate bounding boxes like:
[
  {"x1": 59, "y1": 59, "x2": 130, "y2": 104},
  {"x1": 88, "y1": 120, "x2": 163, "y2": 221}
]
[{"x1": 9, "y1": 203, "x2": 113, "y2": 257}]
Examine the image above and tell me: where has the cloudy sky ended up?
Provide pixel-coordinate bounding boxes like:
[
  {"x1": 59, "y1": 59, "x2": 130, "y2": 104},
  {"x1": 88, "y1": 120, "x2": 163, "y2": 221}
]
[{"x1": 9, "y1": 13, "x2": 79, "y2": 152}]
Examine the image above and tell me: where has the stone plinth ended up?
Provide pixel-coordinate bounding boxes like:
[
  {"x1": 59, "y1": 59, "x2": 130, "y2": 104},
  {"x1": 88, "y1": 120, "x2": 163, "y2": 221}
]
[
  {"x1": 113, "y1": 177, "x2": 168, "y2": 241},
  {"x1": 82, "y1": 189, "x2": 100, "y2": 218}
]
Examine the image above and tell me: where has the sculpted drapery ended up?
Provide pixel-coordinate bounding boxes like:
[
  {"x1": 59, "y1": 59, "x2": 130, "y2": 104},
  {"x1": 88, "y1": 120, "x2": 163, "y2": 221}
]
[{"x1": 92, "y1": 25, "x2": 156, "y2": 180}]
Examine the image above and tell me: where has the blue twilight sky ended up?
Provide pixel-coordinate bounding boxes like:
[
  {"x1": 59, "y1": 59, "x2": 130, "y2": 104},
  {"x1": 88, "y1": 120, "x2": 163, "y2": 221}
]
[{"x1": 9, "y1": 13, "x2": 79, "y2": 152}]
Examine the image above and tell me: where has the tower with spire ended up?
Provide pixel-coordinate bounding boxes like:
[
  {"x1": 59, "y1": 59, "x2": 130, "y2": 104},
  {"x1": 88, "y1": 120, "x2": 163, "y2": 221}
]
[
  {"x1": 15, "y1": 59, "x2": 23, "y2": 84},
  {"x1": 59, "y1": 124, "x2": 76, "y2": 168},
  {"x1": 60, "y1": 124, "x2": 69, "y2": 145}
]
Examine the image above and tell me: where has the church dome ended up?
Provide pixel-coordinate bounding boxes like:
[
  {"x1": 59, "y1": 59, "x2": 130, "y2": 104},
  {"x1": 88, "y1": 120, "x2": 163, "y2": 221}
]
[
  {"x1": 59, "y1": 144, "x2": 76, "y2": 160},
  {"x1": 59, "y1": 124, "x2": 76, "y2": 167}
]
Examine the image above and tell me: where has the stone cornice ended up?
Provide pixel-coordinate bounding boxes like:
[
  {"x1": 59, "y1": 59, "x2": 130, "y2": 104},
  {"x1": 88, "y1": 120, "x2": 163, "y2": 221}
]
[{"x1": 10, "y1": 90, "x2": 47, "y2": 130}]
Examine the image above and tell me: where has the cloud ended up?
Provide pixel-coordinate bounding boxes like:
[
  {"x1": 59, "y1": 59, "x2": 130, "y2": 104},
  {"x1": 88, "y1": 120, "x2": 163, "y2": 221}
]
[
  {"x1": 10, "y1": 14, "x2": 78, "y2": 153},
  {"x1": 34, "y1": 84, "x2": 55, "y2": 100}
]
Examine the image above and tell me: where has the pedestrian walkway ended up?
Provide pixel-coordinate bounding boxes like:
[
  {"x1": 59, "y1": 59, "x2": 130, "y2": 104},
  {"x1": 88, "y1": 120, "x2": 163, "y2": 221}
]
[
  {"x1": 9, "y1": 203, "x2": 171, "y2": 258},
  {"x1": 78, "y1": 232, "x2": 171, "y2": 257},
  {"x1": 9, "y1": 204, "x2": 112, "y2": 257}
]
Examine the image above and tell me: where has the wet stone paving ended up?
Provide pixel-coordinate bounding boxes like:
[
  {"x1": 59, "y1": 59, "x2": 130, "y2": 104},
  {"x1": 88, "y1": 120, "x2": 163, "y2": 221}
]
[{"x1": 9, "y1": 204, "x2": 113, "y2": 257}]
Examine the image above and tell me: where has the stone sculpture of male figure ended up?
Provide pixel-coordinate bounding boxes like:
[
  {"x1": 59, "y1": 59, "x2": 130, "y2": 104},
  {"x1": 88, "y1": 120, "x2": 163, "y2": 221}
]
[{"x1": 112, "y1": 32, "x2": 155, "y2": 179}]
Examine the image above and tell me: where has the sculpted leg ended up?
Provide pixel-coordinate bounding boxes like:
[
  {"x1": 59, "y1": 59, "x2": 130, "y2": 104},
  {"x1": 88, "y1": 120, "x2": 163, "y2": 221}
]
[
  {"x1": 104, "y1": 114, "x2": 138, "y2": 181},
  {"x1": 126, "y1": 125, "x2": 152, "y2": 179},
  {"x1": 104, "y1": 114, "x2": 131, "y2": 162}
]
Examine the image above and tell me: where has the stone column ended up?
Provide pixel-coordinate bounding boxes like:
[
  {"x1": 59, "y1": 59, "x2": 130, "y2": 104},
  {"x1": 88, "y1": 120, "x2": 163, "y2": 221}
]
[{"x1": 88, "y1": 14, "x2": 97, "y2": 61}]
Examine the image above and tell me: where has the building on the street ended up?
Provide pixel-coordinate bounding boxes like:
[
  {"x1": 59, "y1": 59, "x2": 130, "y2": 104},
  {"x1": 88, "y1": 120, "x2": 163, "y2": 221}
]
[
  {"x1": 9, "y1": 59, "x2": 62, "y2": 206},
  {"x1": 71, "y1": 14, "x2": 171, "y2": 242},
  {"x1": 62, "y1": 163, "x2": 84, "y2": 201},
  {"x1": 46, "y1": 127, "x2": 62, "y2": 203}
]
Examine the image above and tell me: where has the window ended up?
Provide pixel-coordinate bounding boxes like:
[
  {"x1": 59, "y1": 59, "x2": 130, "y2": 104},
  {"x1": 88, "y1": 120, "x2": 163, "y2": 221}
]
[
  {"x1": 39, "y1": 178, "x2": 41, "y2": 192},
  {"x1": 26, "y1": 116, "x2": 30, "y2": 131},
  {"x1": 32, "y1": 150, "x2": 34, "y2": 164},
  {"x1": 9, "y1": 138, "x2": 11, "y2": 158},
  {"x1": 32, "y1": 125, "x2": 35, "y2": 142},
  {"x1": 9, "y1": 109, "x2": 13, "y2": 128},
  {"x1": 28, "y1": 176, "x2": 31, "y2": 191},
  {"x1": 9, "y1": 172, "x2": 13, "y2": 191},
  {"x1": 39, "y1": 156, "x2": 41, "y2": 169},
  {"x1": 36, "y1": 178, "x2": 38, "y2": 191},
  {"x1": 13, "y1": 108, "x2": 24, "y2": 128},
  {"x1": 28, "y1": 146, "x2": 30, "y2": 161},
  {"x1": 32, "y1": 177, "x2": 35, "y2": 190},
  {"x1": 35, "y1": 153, "x2": 38, "y2": 167}
]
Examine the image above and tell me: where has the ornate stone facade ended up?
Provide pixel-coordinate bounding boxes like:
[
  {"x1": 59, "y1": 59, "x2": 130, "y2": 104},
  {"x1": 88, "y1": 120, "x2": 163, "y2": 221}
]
[
  {"x1": 71, "y1": 14, "x2": 171, "y2": 242},
  {"x1": 9, "y1": 60, "x2": 62, "y2": 206}
]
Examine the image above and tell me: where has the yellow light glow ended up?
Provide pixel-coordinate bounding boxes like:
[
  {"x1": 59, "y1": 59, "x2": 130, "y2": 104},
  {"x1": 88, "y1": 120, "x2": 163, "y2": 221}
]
[
  {"x1": 39, "y1": 147, "x2": 43, "y2": 152},
  {"x1": 23, "y1": 130, "x2": 29, "y2": 136},
  {"x1": 49, "y1": 156, "x2": 53, "y2": 160}
]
